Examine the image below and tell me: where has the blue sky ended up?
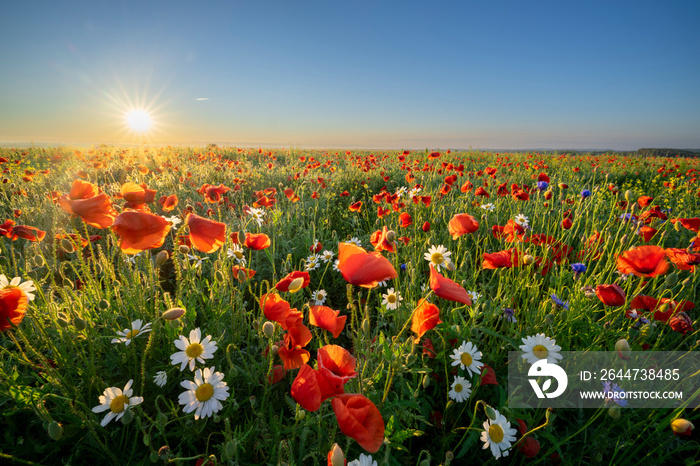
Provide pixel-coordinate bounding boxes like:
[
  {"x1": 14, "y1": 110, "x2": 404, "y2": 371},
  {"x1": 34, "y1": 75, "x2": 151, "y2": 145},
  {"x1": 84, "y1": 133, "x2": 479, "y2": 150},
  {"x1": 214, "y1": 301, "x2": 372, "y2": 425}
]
[{"x1": 1, "y1": 0, "x2": 699, "y2": 149}]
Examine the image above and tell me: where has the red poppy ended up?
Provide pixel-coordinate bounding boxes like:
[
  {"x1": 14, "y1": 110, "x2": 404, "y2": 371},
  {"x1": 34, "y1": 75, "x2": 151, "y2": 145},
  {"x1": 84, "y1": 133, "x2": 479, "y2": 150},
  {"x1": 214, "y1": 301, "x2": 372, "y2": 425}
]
[
  {"x1": 482, "y1": 249, "x2": 518, "y2": 269},
  {"x1": 637, "y1": 196, "x2": 654, "y2": 207},
  {"x1": 638, "y1": 226, "x2": 658, "y2": 243},
  {"x1": 159, "y1": 194, "x2": 179, "y2": 212},
  {"x1": 349, "y1": 201, "x2": 362, "y2": 212},
  {"x1": 309, "y1": 306, "x2": 347, "y2": 338},
  {"x1": 278, "y1": 323, "x2": 312, "y2": 370},
  {"x1": 666, "y1": 248, "x2": 700, "y2": 271},
  {"x1": 185, "y1": 213, "x2": 226, "y2": 253},
  {"x1": 515, "y1": 419, "x2": 541, "y2": 458},
  {"x1": 492, "y1": 220, "x2": 525, "y2": 242},
  {"x1": 595, "y1": 284, "x2": 626, "y2": 307},
  {"x1": 331, "y1": 394, "x2": 385, "y2": 453},
  {"x1": 669, "y1": 312, "x2": 693, "y2": 335},
  {"x1": 422, "y1": 222, "x2": 430, "y2": 232},
  {"x1": 10, "y1": 225, "x2": 46, "y2": 242},
  {"x1": 275, "y1": 271, "x2": 311, "y2": 292},
  {"x1": 429, "y1": 265, "x2": 471, "y2": 305},
  {"x1": 422, "y1": 338, "x2": 437, "y2": 358},
  {"x1": 198, "y1": 183, "x2": 231, "y2": 203},
  {"x1": 474, "y1": 187, "x2": 490, "y2": 197},
  {"x1": 317, "y1": 345, "x2": 357, "y2": 386},
  {"x1": 244, "y1": 233, "x2": 271, "y2": 250},
  {"x1": 398, "y1": 212, "x2": 412, "y2": 228},
  {"x1": 260, "y1": 293, "x2": 292, "y2": 327},
  {"x1": 369, "y1": 226, "x2": 396, "y2": 253},
  {"x1": 60, "y1": 193, "x2": 117, "y2": 229},
  {"x1": 671, "y1": 218, "x2": 700, "y2": 233},
  {"x1": 111, "y1": 211, "x2": 171, "y2": 254},
  {"x1": 411, "y1": 299, "x2": 441, "y2": 341},
  {"x1": 291, "y1": 364, "x2": 342, "y2": 412},
  {"x1": 0, "y1": 286, "x2": 28, "y2": 331},
  {"x1": 629, "y1": 295, "x2": 694, "y2": 322},
  {"x1": 561, "y1": 217, "x2": 573, "y2": 230},
  {"x1": 337, "y1": 243, "x2": 397, "y2": 288},
  {"x1": 480, "y1": 364, "x2": 498, "y2": 386},
  {"x1": 617, "y1": 245, "x2": 669, "y2": 277},
  {"x1": 121, "y1": 182, "x2": 157, "y2": 209},
  {"x1": 448, "y1": 213, "x2": 479, "y2": 239},
  {"x1": 0, "y1": 219, "x2": 15, "y2": 237},
  {"x1": 267, "y1": 365, "x2": 286, "y2": 385}
]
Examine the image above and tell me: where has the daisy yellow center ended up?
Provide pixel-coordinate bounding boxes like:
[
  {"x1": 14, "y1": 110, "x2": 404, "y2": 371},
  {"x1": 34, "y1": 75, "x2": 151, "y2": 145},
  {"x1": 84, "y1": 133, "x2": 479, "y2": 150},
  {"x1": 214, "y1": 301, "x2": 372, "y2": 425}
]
[
  {"x1": 387, "y1": 294, "x2": 397, "y2": 304},
  {"x1": 431, "y1": 252, "x2": 444, "y2": 265},
  {"x1": 234, "y1": 251, "x2": 243, "y2": 259},
  {"x1": 110, "y1": 395, "x2": 129, "y2": 413},
  {"x1": 454, "y1": 383, "x2": 463, "y2": 393},
  {"x1": 186, "y1": 342, "x2": 204, "y2": 358},
  {"x1": 461, "y1": 353, "x2": 473, "y2": 366},
  {"x1": 125, "y1": 329, "x2": 140, "y2": 339},
  {"x1": 533, "y1": 345, "x2": 549, "y2": 359},
  {"x1": 195, "y1": 383, "x2": 214, "y2": 402},
  {"x1": 489, "y1": 424, "x2": 505, "y2": 443}
]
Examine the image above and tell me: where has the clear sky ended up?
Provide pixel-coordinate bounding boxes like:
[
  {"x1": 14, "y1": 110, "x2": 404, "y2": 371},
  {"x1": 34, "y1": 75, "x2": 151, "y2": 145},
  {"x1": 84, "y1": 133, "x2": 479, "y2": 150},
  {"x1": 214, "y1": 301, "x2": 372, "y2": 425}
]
[{"x1": 1, "y1": 0, "x2": 699, "y2": 150}]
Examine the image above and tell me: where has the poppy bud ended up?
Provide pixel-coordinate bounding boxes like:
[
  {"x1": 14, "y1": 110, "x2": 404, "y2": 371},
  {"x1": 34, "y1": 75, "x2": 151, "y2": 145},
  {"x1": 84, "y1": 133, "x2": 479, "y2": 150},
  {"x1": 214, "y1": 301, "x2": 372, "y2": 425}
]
[
  {"x1": 262, "y1": 321, "x2": 275, "y2": 339},
  {"x1": 386, "y1": 230, "x2": 396, "y2": 242},
  {"x1": 362, "y1": 317, "x2": 370, "y2": 334},
  {"x1": 57, "y1": 316, "x2": 69, "y2": 327},
  {"x1": 671, "y1": 418, "x2": 694, "y2": 436},
  {"x1": 544, "y1": 190, "x2": 553, "y2": 200},
  {"x1": 523, "y1": 254, "x2": 535, "y2": 265},
  {"x1": 422, "y1": 374, "x2": 430, "y2": 388},
  {"x1": 238, "y1": 230, "x2": 246, "y2": 244},
  {"x1": 665, "y1": 272, "x2": 679, "y2": 287},
  {"x1": 178, "y1": 245, "x2": 190, "y2": 254},
  {"x1": 328, "y1": 443, "x2": 345, "y2": 466},
  {"x1": 615, "y1": 339, "x2": 631, "y2": 359},
  {"x1": 445, "y1": 260, "x2": 456, "y2": 272},
  {"x1": 270, "y1": 344, "x2": 279, "y2": 355},
  {"x1": 608, "y1": 405, "x2": 621, "y2": 419},
  {"x1": 158, "y1": 445, "x2": 171, "y2": 461},
  {"x1": 624, "y1": 190, "x2": 632, "y2": 202},
  {"x1": 47, "y1": 421, "x2": 63, "y2": 441},
  {"x1": 674, "y1": 220, "x2": 682, "y2": 232},
  {"x1": 162, "y1": 307, "x2": 186, "y2": 320},
  {"x1": 485, "y1": 405, "x2": 498, "y2": 421},
  {"x1": 422, "y1": 221, "x2": 430, "y2": 232},
  {"x1": 287, "y1": 277, "x2": 304, "y2": 293},
  {"x1": 73, "y1": 317, "x2": 87, "y2": 331},
  {"x1": 640, "y1": 323, "x2": 654, "y2": 339},
  {"x1": 33, "y1": 254, "x2": 45, "y2": 267},
  {"x1": 156, "y1": 412, "x2": 168, "y2": 426},
  {"x1": 60, "y1": 238, "x2": 75, "y2": 253},
  {"x1": 224, "y1": 440, "x2": 237, "y2": 460},
  {"x1": 120, "y1": 409, "x2": 134, "y2": 424},
  {"x1": 620, "y1": 235, "x2": 627, "y2": 244},
  {"x1": 237, "y1": 269, "x2": 248, "y2": 282},
  {"x1": 682, "y1": 277, "x2": 691, "y2": 288},
  {"x1": 155, "y1": 250, "x2": 169, "y2": 267},
  {"x1": 143, "y1": 433, "x2": 150, "y2": 446},
  {"x1": 215, "y1": 270, "x2": 225, "y2": 282}
]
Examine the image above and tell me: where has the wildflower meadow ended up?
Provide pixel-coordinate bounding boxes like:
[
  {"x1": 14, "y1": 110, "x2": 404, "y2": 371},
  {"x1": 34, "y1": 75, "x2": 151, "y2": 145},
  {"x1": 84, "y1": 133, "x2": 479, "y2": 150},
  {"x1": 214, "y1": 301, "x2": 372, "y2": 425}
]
[{"x1": 1, "y1": 146, "x2": 699, "y2": 465}]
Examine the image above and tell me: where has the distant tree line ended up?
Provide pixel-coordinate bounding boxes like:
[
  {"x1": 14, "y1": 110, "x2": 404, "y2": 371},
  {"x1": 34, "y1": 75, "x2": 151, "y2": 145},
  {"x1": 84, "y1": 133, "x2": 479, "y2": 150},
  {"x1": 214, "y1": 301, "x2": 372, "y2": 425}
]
[{"x1": 637, "y1": 148, "x2": 700, "y2": 158}]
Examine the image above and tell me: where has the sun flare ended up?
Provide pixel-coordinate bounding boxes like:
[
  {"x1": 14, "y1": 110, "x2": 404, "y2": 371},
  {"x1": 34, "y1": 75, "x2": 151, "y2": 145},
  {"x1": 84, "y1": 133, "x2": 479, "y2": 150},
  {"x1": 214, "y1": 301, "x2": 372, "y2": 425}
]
[{"x1": 124, "y1": 109, "x2": 153, "y2": 133}]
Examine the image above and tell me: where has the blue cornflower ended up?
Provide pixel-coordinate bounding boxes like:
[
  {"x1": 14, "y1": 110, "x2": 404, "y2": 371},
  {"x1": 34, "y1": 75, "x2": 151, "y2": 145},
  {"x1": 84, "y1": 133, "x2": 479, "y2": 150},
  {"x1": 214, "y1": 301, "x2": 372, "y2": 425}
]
[
  {"x1": 580, "y1": 189, "x2": 592, "y2": 199},
  {"x1": 536, "y1": 181, "x2": 549, "y2": 191},
  {"x1": 503, "y1": 308, "x2": 517, "y2": 323},
  {"x1": 551, "y1": 293, "x2": 569, "y2": 310},
  {"x1": 571, "y1": 263, "x2": 587, "y2": 274},
  {"x1": 602, "y1": 381, "x2": 628, "y2": 407},
  {"x1": 400, "y1": 263, "x2": 407, "y2": 271}
]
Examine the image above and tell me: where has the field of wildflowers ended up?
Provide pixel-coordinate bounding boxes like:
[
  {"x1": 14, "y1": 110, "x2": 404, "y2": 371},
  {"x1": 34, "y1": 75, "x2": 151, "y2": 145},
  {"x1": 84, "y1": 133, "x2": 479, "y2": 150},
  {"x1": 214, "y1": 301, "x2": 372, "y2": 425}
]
[{"x1": 1, "y1": 146, "x2": 698, "y2": 465}]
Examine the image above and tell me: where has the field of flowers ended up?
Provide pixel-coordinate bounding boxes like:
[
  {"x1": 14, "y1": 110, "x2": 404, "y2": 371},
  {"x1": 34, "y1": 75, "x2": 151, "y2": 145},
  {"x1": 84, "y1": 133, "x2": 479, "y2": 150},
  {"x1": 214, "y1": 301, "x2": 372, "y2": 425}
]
[{"x1": 1, "y1": 146, "x2": 699, "y2": 465}]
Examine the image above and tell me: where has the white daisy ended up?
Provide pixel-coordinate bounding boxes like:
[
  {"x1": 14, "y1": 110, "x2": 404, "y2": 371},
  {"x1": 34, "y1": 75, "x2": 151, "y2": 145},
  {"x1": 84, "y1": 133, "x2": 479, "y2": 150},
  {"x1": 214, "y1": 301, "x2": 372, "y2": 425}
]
[
  {"x1": 320, "y1": 250, "x2": 335, "y2": 263},
  {"x1": 171, "y1": 328, "x2": 218, "y2": 371},
  {"x1": 247, "y1": 207, "x2": 266, "y2": 226},
  {"x1": 305, "y1": 254, "x2": 321, "y2": 272},
  {"x1": 166, "y1": 215, "x2": 182, "y2": 227},
  {"x1": 467, "y1": 291, "x2": 481, "y2": 303},
  {"x1": 381, "y1": 288, "x2": 402, "y2": 310},
  {"x1": 520, "y1": 333, "x2": 563, "y2": 365},
  {"x1": 227, "y1": 244, "x2": 246, "y2": 264},
  {"x1": 448, "y1": 376, "x2": 472, "y2": 402},
  {"x1": 480, "y1": 410, "x2": 518, "y2": 459},
  {"x1": 395, "y1": 186, "x2": 408, "y2": 198},
  {"x1": 153, "y1": 371, "x2": 168, "y2": 387},
  {"x1": 348, "y1": 453, "x2": 378, "y2": 466},
  {"x1": 124, "y1": 252, "x2": 142, "y2": 265},
  {"x1": 346, "y1": 237, "x2": 362, "y2": 247},
  {"x1": 92, "y1": 379, "x2": 144, "y2": 427},
  {"x1": 424, "y1": 244, "x2": 452, "y2": 272},
  {"x1": 333, "y1": 259, "x2": 340, "y2": 272},
  {"x1": 450, "y1": 341, "x2": 484, "y2": 377},
  {"x1": 178, "y1": 366, "x2": 229, "y2": 420},
  {"x1": 111, "y1": 319, "x2": 152, "y2": 346},
  {"x1": 408, "y1": 186, "x2": 422, "y2": 198},
  {"x1": 514, "y1": 214, "x2": 529, "y2": 227},
  {"x1": 480, "y1": 203, "x2": 495, "y2": 212},
  {"x1": 0, "y1": 275, "x2": 36, "y2": 301},
  {"x1": 187, "y1": 254, "x2": 208, "y2": 268},
  {"x1": 312, "y1": 289, "x2": 327, "y2": 306}
]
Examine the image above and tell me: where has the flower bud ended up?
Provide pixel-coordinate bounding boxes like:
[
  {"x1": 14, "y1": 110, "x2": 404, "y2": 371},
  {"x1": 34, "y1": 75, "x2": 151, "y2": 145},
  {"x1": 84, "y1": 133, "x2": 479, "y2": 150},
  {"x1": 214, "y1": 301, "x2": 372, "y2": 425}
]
[
  {"x1": 445, "y1": 260, "x2": 456, "y2": 272},
  {"x1": 674, "y1": 220, "x2": 683, "y2": 232},
  {"x1": 270, "y1": 344, "x2": 279, "y2": 355},
  {"x1": 33, "y1": 254, "x2": 45, "y2": 268},
  {"x1": 155, "y1": 250, "x2": 169, "y2": 267},
  {"x1": 238, "y1": 230, "x2": 247, "y2": 244},
  {"x1": 143, "y1": 433, "x2": 150, "y2": 446},
  {"x1": 287, "y1": 277, "x2": 304, "y2": 293},
  {"x1": 671, "y1": 418, "x2": 694, "y2": 436},
  {"x1": 523, "y1": 254, "x2": 535, "y2": 266},
  {"x1": 620, "y1": 234, "x2": 627, "y2": 244},
  {"x1": 158, "y1": 445, "x2": 171, "y2": 461},
  {"x1": 262, "y1": 321, "x2": 275, "y2": 339},
  {"x1": 215, "y1": 270, "x2": 225, "y2": 282},
  {"x1": 485, "y1": 405, "x2": 498, "y2": 421},
  {"x1": 162, "y1": 307, "x2": 186, "y2": 320},
  {"x1": 665, "y1": 272, "x2": 679, "y2": 287},
  {"x1": 328, "y1": 443, "x2": 345, "y2": 466},
  {"x1": 238, "y1": 269, "x2": 248, "y2": 282},
  {"x1": 362, "y1": 317, "x2": 370, "y2": 334},
  {"x1": 386, "y1": 230, "x2": 397, "y2": 242},
  {"x1": 47, "y1": 421, "x2": 63, "y2": 441},
  {"x1": 156, "y1": 412, "x2": 168, "y2": 426},
  {"x1": 640, "y1": 323, "x2": 654, "y2": 339},
  {"x1": 60, "y1": 238, "x2": 75, "y2": 253},
  {"x1": 615, "y1": 339, "x2": 631, "y2": 359},
  {"x1": 295, "y1": 409, "x2": 306, "y2": 421},
  {"x1": 120, "y1": 409, "x2": 134, "y2": 424},
  {"x1": 608, "y1": 405, "x2": 621, "y2": 419},
  {"x1": 224, "y1": 440, "x2": 237, "y2": 460},
  {"x1": 73, "y1": 317, "x2": 87, "y2": 331},
  {"x1": 178, "y1": 245, "x2": 190, "y2": 254},
  {"x1": 624, "y1": 190, "x2": 632, "y2": 202}
]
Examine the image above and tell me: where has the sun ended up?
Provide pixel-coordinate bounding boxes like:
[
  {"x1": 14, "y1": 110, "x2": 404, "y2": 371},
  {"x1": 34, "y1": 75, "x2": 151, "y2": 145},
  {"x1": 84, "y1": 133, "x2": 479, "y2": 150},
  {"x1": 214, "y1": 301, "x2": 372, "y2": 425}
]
[{"x1": 124, "y1": 109, "x2": 153, "y2": 133}]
